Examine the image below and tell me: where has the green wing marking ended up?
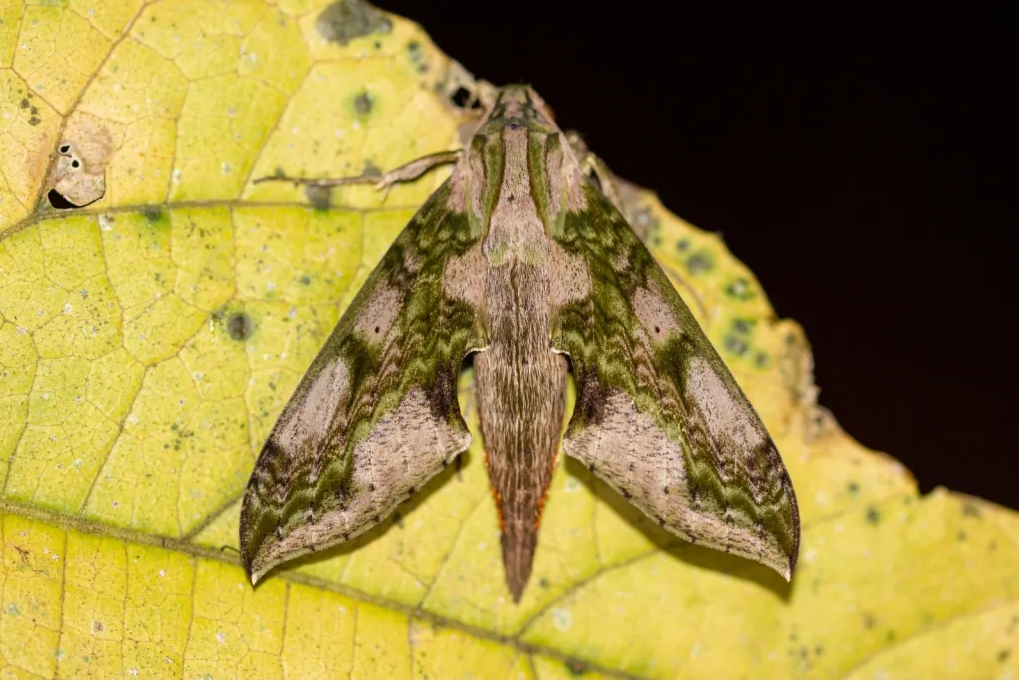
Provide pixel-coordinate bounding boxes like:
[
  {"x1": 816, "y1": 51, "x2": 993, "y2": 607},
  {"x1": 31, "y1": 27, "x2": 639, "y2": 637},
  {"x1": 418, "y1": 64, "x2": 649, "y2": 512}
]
[
  {"x1": 552, "y1": 184, "x2": 800, "y2": 578},
  {"x1": 241, "y1": 183, "x2": 486, "y2": 583}
]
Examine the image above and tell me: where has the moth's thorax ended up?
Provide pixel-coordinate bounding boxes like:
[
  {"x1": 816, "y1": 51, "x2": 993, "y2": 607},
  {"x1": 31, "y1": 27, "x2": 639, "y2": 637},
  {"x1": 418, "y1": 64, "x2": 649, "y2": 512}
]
[
  {"x1": 481, "y1": 126, "x2": 547, "y2": 265},
  {"x1": 462, "y1": 128, "x2": 585, "y2": 262}
]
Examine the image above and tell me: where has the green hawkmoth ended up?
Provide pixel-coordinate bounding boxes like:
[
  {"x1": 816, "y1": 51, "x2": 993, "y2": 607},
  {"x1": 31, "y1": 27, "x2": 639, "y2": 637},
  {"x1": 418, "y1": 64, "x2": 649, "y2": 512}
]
[{"x1": 240, "y1": 84, "x2": 800, "y2": 601}]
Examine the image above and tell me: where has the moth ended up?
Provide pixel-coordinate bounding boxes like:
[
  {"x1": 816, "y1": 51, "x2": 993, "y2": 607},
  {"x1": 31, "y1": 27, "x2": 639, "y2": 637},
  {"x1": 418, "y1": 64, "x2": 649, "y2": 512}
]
[{"x1": 240, "y1": 84, "x2": 800, "y2": 601}]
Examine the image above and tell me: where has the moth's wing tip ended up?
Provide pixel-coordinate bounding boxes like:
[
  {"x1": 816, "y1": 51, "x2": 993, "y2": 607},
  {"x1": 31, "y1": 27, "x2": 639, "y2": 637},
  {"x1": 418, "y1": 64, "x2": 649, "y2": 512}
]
[
  {"x1": 785, "y1": 544, "x2": 799, "y2": 581},
  {"x1": 238, "y1": 501, "x2": 275, "y2": 588},
  {"x1": 243, "y1": 546, "x2": 276, "y2": 588}
]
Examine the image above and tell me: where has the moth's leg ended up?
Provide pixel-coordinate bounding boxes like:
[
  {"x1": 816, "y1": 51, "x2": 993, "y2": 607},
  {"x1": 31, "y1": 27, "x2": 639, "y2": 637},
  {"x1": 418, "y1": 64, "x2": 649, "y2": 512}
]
[
  {"x1": 254, "y1": 150, "x2": 461, "y2": 196},
  {"x1": 565, "y1": 131, "x2": 625, "y2": 215}
]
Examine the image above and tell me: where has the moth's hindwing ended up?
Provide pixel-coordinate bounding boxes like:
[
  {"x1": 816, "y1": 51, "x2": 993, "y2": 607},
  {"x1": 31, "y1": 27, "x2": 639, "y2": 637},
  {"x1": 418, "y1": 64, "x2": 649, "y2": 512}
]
[
  {"x1": 552, "y1": 185, "x2": 800, "y2": 578},
  {"x1": 240, "y1": 183, "x2": 486, "y2": 583}
]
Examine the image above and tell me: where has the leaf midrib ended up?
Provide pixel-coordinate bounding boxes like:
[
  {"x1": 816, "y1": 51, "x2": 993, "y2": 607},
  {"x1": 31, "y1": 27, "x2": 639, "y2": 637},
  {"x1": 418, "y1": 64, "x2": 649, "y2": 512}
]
[{"x1": 0, "y1": 497, "x2": 636, "y2": 679}]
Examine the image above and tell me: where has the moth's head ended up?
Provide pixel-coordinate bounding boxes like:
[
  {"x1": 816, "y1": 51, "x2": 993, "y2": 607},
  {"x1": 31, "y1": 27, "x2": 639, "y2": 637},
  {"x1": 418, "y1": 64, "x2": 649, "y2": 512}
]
[{"x1": 480, "y1": 84, "x2": 559, "y2": 131}]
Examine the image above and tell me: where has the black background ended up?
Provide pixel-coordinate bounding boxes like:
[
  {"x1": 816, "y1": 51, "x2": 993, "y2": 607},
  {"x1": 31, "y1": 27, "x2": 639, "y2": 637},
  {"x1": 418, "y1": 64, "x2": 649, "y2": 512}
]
[{"x1": 378, "y1": 2, "x2": 1015, "y2": 510}]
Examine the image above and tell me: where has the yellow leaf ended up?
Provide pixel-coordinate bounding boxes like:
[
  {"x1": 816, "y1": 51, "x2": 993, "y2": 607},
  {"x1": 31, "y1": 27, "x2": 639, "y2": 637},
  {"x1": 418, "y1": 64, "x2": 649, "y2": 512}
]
[{"x1": 1, "y1": 1, "x2": 1017, "y2": 678}]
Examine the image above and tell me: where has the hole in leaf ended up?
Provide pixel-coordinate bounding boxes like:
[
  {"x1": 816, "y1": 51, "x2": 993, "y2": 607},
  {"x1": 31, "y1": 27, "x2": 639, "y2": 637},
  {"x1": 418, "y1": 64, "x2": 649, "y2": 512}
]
[
  {"x1": 47, "y1": 189, "x2": 82, "y2": 209},
  {"x1": 449, "y1": 86, "x2": 484, "y2": 111}
]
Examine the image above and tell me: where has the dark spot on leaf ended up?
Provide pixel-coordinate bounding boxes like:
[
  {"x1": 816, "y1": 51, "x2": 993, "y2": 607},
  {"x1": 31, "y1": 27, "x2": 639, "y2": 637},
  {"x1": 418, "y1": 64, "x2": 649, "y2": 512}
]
[
  {"x1": 998, "y1": 649, "x2": 1011, "y2": 662},
  {"x1": 538, "y1": 577, "x2": 549, "y2": 588},
  {"x1": 143, "y1": 207, "x2": 162, "y2": 222},
  {"x1": 406, "y1": 40, "x2": 427, "y2": 72},
  {"x1": 961, "y1": 502, "x2": 982, "y2": 517},
  {"x1": 20, "y1": 98, "x2": 29, "y2": 109},
  {"x1": 28, "y1": 116, "x2": 41, "y2": 126},
  {"x1": 675, "y1": 238, "x2": 690, "y2": 251},
  {"x1": 725, "y1": 277, "x2": 755, "y2": 300},
  {"x1": 686, "y1": 252, "x2": 713, "y2": 274},
  {"x1": 92, "y1": 620, "x2": 103, "y2": 633},
  {"x1": 630, "y1": 207, "x2": 660, "y2": 243},
  {"x1": 754, "y1": 351, "x2": 770, "y2": 369},
  {"x1": 227, "y1": 312, "x2": 253, "y2": 341},
  {"x1": 315, "y1": 0, "x2": 392, "y2": 46},
  {"x1": 957, "y1": 530, "x2": 967, "y2": 541},
  {"x1": 568, "y1": 660, "x2": 588, "y2": 676},
  {"x1": 732, "y1": 318, "x2": 754, "y2": 334},
  {"x1": 298, "y1": 274, "x2": 311, "y2": 286},
  {"x1": 861, "y1": 612, "x2": 877, "y2": 629},
  {"x1": 47, "y1": 189, "x2": 81, "y2": 209},
  {"x1": 353, "y1": 91, "x2": 373, "y2": 115},
  {"x1": 305, "y1": 185, "x2": 332, "y2": 210},
  {"x1": 865, "y1": 506, "x2": 881, "y2": 525},
  {"x1": 724, "y1": 336, "x2": 748, "y2": 356},
  {"x1": 847, "y1": 481, "x2": 861, "y2": 497}
]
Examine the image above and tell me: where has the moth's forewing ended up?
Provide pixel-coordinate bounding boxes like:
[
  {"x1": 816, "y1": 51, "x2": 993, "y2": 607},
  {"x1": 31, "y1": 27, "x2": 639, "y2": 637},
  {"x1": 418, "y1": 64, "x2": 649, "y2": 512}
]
[
  {"x1": 551, "y1": 184, "x2": 800, "y2": 578},
  {"x1": 240, "y1": 184, "x2": 486, "y2": 583}
]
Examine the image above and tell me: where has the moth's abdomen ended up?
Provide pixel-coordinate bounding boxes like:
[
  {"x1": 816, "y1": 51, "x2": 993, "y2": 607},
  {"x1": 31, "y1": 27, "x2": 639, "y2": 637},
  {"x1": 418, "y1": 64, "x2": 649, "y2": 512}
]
[{"x1": 475, "y1": 262, "x2": 568, "y2": 602}]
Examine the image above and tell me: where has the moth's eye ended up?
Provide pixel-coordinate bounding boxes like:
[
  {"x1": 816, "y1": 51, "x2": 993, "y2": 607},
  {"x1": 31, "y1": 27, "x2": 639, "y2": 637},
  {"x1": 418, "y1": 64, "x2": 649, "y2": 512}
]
[
  {"x1": 374, "y1": 325, "x2": 380, "y2": 334},
  {"x1": 654, "y1": 326, "x2": 661, "y2": 334}
]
